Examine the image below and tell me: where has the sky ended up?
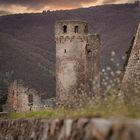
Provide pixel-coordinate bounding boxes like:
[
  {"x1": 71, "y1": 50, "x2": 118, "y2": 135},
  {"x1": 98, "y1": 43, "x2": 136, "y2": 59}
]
[{"x1": 0, "y1": 0, "x2": 136, "y2": 16}]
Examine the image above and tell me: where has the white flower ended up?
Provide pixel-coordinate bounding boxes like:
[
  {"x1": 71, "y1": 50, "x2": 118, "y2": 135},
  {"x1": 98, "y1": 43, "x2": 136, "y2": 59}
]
[
  {"x1": 105, "y1": 76, "x2": 109, "y2": 80},
  {"x1": 107, "y1": 67, "x2": 111, "y2": 71},
  {"x1": 111, "y1": 51, "x2": 116, "y2": 56},
  {"x1": 110, "y1": 58, "x2": 114, "y2": 62},
  {"x1": 122, "y1": 56, "x2": 126, "y2": 60},
  {"x1": 102, "y1": 69, "x2": 105, "y2": 72},
  {"x1": 116, "y1": 70, "x2": 121, "y2": 75},
  {"x1": 116, "y1": 63, "x2": 120, "y2": 67},
  {"x1": 111, "y1": 71, "x2": 114, "y2": 76}
]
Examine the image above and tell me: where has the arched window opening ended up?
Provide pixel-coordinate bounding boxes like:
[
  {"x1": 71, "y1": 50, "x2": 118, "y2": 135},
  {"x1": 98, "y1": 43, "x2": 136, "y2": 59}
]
[
  {"x1": 75, "y1": 26, "x2": 79, "y2": 33},
  {"x1": 63, "y1": 25, "x2": 67, "y2": 33},
  {"x1": 28, "y1": 94, "x2": 33, "y2": 106}
]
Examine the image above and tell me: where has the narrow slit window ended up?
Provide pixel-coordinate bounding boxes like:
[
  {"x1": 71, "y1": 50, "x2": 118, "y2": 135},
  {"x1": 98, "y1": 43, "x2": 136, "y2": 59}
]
[
  {"x1": 28, "y1": 94, "x2": 33, "y2": 106},
  {"x1": 12, "y1": 91, "x2": 14, "y2": 96},
  {"x1": 64, "y1": 49, "x2": 66, "y2": 53},
  {"x1": 84, "y1": 26, "x2": 88, "y2": 33},
  {"x1": 63, "y1": 25, "x2": 67, "y2": 33},
  {"x1": 75, "y1": 26, "x2": 79, "y2": 33}
]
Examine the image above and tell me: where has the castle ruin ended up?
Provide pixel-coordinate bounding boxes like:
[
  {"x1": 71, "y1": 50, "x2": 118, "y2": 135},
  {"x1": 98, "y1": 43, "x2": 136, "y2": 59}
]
[
  {"x1": 120, "y1": 23, "x2": 140, "y2": 103},
  {"x1": 55, "y1": 20, "x2": 101, "y2": 102},
  {"x1": 6, "y1": 80, "x2": 43, "y2": 112},
  {"x1": 4, "y1": 20, "x2": 140, "y2": 111}
]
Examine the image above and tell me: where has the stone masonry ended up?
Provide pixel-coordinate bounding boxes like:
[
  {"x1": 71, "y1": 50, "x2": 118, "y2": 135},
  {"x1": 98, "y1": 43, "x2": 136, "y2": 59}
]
[
  {"x1": 120, "y1": 23, "x2": 140, "y2": 102},
  {"x1": 55, "y1": 20, "x2": 101, "y2": 102},
  {"x1": 6, "y1": 80, "x2": 43, "y2": 112},
  {"x1": 0, "y1": 118, "x2": 140, "y2": 140}
]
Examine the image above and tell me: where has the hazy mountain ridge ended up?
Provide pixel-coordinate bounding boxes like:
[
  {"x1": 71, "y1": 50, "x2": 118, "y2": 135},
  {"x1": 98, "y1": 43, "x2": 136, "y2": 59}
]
[{"x1": 0, "y1": 3, "x2": 140, "y2": 99}]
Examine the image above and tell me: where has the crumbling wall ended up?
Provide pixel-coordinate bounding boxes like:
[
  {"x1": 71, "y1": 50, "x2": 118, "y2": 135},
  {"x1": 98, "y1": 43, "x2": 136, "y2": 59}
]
[
  {"x1": 6, "y1": 80, "x2": 43, "y2": 112},
  {"x1": 86, "y1": 34, "x2": 101, "y2": 96},
  {"x1": 0, "y1": 118, "x2": 139, "y2": 140},
  {"x1": 120, "y1": 23, "x2": 140, "y2": 103}
]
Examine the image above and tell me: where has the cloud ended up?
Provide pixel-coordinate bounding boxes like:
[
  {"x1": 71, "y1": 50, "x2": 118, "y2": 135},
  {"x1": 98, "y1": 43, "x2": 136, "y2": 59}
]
[
  {"x1": 102, "y1": 0, "x2": 135, "y2": 4},
  {"x1": 0, "y1": 10, "x2": 12, "y2": 16},
  {"x1": 0, "y1": 0, "x2": 136, "y2": 15},
  {"x1": 0, "y1": 0, "x2": 97, "y2": 9}
]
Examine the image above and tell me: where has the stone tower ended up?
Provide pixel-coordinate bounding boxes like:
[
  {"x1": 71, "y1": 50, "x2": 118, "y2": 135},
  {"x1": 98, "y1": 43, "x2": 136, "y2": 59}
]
[
  {"x1": 55, "y1": 20, "x2": 101, "y2": 102},
  {"x1": 120, "y1": 23, "x2": 140, "y2": 102}
]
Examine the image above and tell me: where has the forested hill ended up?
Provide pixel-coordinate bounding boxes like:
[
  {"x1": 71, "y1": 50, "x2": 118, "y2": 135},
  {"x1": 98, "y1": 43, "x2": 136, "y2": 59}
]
[{"x1": 0, "y1": 2, "x2": 140, "y2": 98}]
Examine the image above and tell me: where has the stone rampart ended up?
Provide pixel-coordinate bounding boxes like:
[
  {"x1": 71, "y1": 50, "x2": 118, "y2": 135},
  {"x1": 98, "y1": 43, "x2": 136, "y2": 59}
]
[{"x1": 0, "y1": 118, "x2": 139, "y2": 140}]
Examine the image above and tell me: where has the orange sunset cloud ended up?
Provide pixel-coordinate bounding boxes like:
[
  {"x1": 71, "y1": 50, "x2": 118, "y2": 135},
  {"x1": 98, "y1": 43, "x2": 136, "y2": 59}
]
[{"x1": 0, "y1": 0, "x2": 136, "y2": 15}]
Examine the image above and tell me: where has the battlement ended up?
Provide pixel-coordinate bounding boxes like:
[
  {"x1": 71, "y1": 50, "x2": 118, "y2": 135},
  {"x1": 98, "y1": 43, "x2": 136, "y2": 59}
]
[
  {"x1": 55, "y1": 35, "x2": 88, "y2": 43},
  {"x1": 55, "y1": 34, "x2": 101, "y2": 43},
  {"x1": 55, "y1": 20, "x2": 88, "y2": 37}
]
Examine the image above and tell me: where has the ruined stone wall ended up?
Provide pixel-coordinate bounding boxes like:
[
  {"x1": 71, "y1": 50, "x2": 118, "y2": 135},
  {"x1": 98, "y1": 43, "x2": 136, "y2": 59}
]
[
  {"x1": 6, "y1": 80, "x2": 43, "y2": 112},
  {"x1": 0, "y1": 118, "x2": 139, "y2": 140},
  {"x1": 86, "y1": 35, "x2": 101, "y2": 96},
  {"x1": 120, "y1": 23, "x2": 140, "y2": 102}
]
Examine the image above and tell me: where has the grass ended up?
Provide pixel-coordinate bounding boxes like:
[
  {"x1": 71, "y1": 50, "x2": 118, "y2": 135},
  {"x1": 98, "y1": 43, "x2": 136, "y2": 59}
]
[{"x1": 9, "y1": 102, "x2": 140, "y2": 119}]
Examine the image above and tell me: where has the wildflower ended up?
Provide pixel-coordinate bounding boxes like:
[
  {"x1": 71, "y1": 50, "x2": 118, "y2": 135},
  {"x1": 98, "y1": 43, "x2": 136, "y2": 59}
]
[{"x1": 111, "y1": 51, "x2": 116, "y2": 56}]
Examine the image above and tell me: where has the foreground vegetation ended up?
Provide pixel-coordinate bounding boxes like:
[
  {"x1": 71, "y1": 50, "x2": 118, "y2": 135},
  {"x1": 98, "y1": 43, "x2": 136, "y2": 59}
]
[{"x1": 10, "y1": 101, "x2": 140, "y2": 119}]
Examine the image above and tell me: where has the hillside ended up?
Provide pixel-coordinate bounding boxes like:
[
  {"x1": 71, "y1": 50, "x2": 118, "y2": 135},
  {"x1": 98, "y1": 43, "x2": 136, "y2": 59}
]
[{"x1": 0, "y1": 3, "x2": 140, "y2": 99}]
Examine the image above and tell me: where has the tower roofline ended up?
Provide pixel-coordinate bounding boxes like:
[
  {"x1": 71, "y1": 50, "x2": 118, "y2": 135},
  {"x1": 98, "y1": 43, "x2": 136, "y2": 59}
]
[{"x1": 56, "y1": 20, "x2": 88, "y2": 24}]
